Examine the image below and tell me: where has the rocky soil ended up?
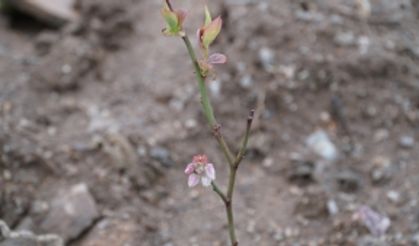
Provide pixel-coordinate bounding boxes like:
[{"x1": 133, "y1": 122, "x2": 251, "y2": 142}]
[{"x1": 1, "y1": 0, "x2": 419, "y2": 245}]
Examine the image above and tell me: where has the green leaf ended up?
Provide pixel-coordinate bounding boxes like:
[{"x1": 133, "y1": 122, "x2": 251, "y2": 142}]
[{"x1": 162, "y1": 5, "x2": 180, "y2": 35}]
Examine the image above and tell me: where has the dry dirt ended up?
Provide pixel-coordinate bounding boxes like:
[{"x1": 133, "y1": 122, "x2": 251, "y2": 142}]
[{"x1": 1, "y1": 0, "x2": 419, "y2": 245}]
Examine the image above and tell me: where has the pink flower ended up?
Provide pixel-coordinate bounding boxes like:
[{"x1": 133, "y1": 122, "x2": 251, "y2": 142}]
[{"x1": 185, "y1": 154, "x2": 216, "y2": 187}]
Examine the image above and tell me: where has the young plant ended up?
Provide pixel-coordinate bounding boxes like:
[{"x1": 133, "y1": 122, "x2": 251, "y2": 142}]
[{"x1": 161, "y1": 1, "x2": 254, "y2": 245}]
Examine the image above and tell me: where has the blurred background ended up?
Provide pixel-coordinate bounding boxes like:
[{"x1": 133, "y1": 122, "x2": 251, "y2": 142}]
[{"x1": 1, "y1": 0, "x2": 419, "y2": 245}]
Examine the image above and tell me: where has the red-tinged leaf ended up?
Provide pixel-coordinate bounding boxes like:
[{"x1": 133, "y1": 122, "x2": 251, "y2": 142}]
[
  {"x1": 202, "y1": 16, "x2": 222, "y2": 49},
  {"x1": 208, "y1": 53, "x2": 227, "y2": 64},
  {"x1": 176, "y1": 9, "x2": 187, "y2": 26}
]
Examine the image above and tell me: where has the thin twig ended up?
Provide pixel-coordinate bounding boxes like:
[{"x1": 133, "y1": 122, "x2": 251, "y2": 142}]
[
  {"x1": 234, "y1": 109, "x2": 255, "y2": 167},
  {"x1": 211, "y1": 182, "x2": 227, "y2": 204}
]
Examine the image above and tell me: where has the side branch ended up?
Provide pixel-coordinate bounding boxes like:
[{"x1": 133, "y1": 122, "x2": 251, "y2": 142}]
[
  {"x1": 211, "y1": 181, "x2": 228, "y2": 204},
  {"x1": 234, "y1": 109, "x2": 255, "y2": 167}
]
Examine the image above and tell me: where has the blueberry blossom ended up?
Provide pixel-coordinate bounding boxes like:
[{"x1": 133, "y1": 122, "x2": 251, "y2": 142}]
[{"x1": 185, "y1": 154, "x2": 216, "y2": 187}]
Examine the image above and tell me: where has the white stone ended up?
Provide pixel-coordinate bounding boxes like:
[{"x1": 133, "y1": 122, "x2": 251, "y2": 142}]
[{"x1": 306, "y1": 130, "x2": 338, "y2": 161}]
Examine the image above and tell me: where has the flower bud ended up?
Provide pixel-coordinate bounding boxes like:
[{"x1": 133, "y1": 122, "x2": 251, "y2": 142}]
[
  {"x1": 161, "y1": 1, "x2": 186, "y2": 36},
  {"x1": 198, "y1": 16, "x2": 222, "y2": 50}
]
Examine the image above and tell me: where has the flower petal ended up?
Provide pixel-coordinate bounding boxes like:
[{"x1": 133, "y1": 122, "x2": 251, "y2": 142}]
[
  {"x1": 205, "y1": 163, "x2": 216, "y2": 180},
  {"x1": 188, "y1": 174, "x2": 200, "y2": 187},
  {"x1": 193, "y1": 154, "x2": 208, "y2": 164},
  {"x1": 208, "y1": 53, "x2": 227, "y2": 64},
  {"x1": 201, "y1": 176, "x2": 212, "y2": 187},
  {"x1": 184, "y1": 163, "x2": 195, "y2": 175}
]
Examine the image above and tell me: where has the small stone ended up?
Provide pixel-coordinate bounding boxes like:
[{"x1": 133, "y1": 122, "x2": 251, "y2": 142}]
[
  {"x1": 371, "y1": 167, "x2": 392, "y2": 184},
  {"x1": 258, "y1": 47, "x2": 275, "y2": 71},
  {"x1": 149, "y1": 146, "x2": 173, "y2": 168},
  {"x1": 373, "y1": 129, "x2": 389, "y2": 142},
  {"x1": 239, "y1": 74, "x2": 254, "y2": 88},
  {"x1": 61, "y1": 64, "x2": 72, "y2": 74},
  {"x1": 39, "y1": 183, "x2": 99, "y2": 242},
  {"x1": 334, "y1": 31, "x2": 356, "y2": 46},
  {"x1": 136, "y1": 146, "x2": 147, "y2": 157},
  {"x1": 262, "y1": 157, "x2": 274, "y2": 168},
  {"x1": 297, "y1": 69, "x2": 310, "y2": 81},
  {"x1": 209, "y1": 79, "x2": 221, "y2": 97},
  {"x1": 399, "y1": 136, "x2": 415, "y2": 149},
  {"x1": 358, "y1": 36, "x2": 370, "y2": 55},
  {"x1": 319, "y1": 112, "x2": 331, "y2": 123},
  {"x1": 284, "y1": 227, "x2": 299, "y2": 238},
  {"x1": 168, "y1": 98, "x2": 184, "y2": 111},
  {"x1": 370, "y1": 157, "x2": 393, "y2": 185},
  {"x1": 327, "y1": 199, "x2": 339, "y2": 216},
  {"x1": 386, "y1": 190, "x2": 401, "y2": 204},
  {"x1": 306, "y1": 130, "x2": 338, "y2": 161},
  {"x1": 365, "y1": 105, "x2": 377, "y2": 117},
  {"x1": 272, "y1": 229, "x2": 284, "y2": 242},
  {"x1": 184, "y1": 119, "x2": 197, "y2": 129},
  {"x1": 289, "y1": 186, "x2": 303, "y2": 196},
  {"x1": 279, "y1": 65, "x2": 296, "y2": 79}
]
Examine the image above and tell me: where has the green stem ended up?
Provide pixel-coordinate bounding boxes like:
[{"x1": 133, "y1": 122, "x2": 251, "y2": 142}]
[
  {"x1": 226, "y1": 201, "x2": 238, "y2": 246},
  {"x1": 182, "y1": 36, "x2": 215, "y2": 125},
  {"x1": 226, "y1": 165, "x2": 238, "y2": 245},
  {"x1": 211, "y1": 181, "x2": 227, "y2": 204},
  {"x1": 181, "y1": 35, "x2": 235, "y2": 166}
]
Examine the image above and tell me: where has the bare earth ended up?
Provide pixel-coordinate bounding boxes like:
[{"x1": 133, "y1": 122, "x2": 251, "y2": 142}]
[{"x1": 1, "y1": 0, "x2": 419, "y2": 245}]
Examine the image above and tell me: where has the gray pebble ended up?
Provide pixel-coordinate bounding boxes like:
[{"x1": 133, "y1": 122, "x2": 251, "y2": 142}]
[
  {"x1": 150, "y1": 146, "x2": 173, "y2": 168},
  {"x1": 399, "y1": 136, "x2": 415, "y2": 149}
]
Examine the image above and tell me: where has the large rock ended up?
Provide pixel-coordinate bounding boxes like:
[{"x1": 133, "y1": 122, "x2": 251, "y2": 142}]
[
  {"x1": 39, "y1": 183, "x2": 99, "y2": 242},
  {"x1": 6, "y1": 0, "x2": 79, "y2": 25},
  {"x1": 78, "y1": 218, "x2": 141, "y2": 246},
  {"x1": 0, "y1": 219, "x2": 63, "y2": 246},
  {"x1": 31, "y1": 36, "x2": 96, "y2": 91}
]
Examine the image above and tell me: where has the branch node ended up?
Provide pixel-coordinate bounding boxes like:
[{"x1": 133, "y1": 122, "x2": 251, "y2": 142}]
[
  {"x1": 212, "y1": 123, "x2": 222, "y2": 138},
  {"x1": 248, "y1": 109, "x2": 255, "y2": 123}
]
